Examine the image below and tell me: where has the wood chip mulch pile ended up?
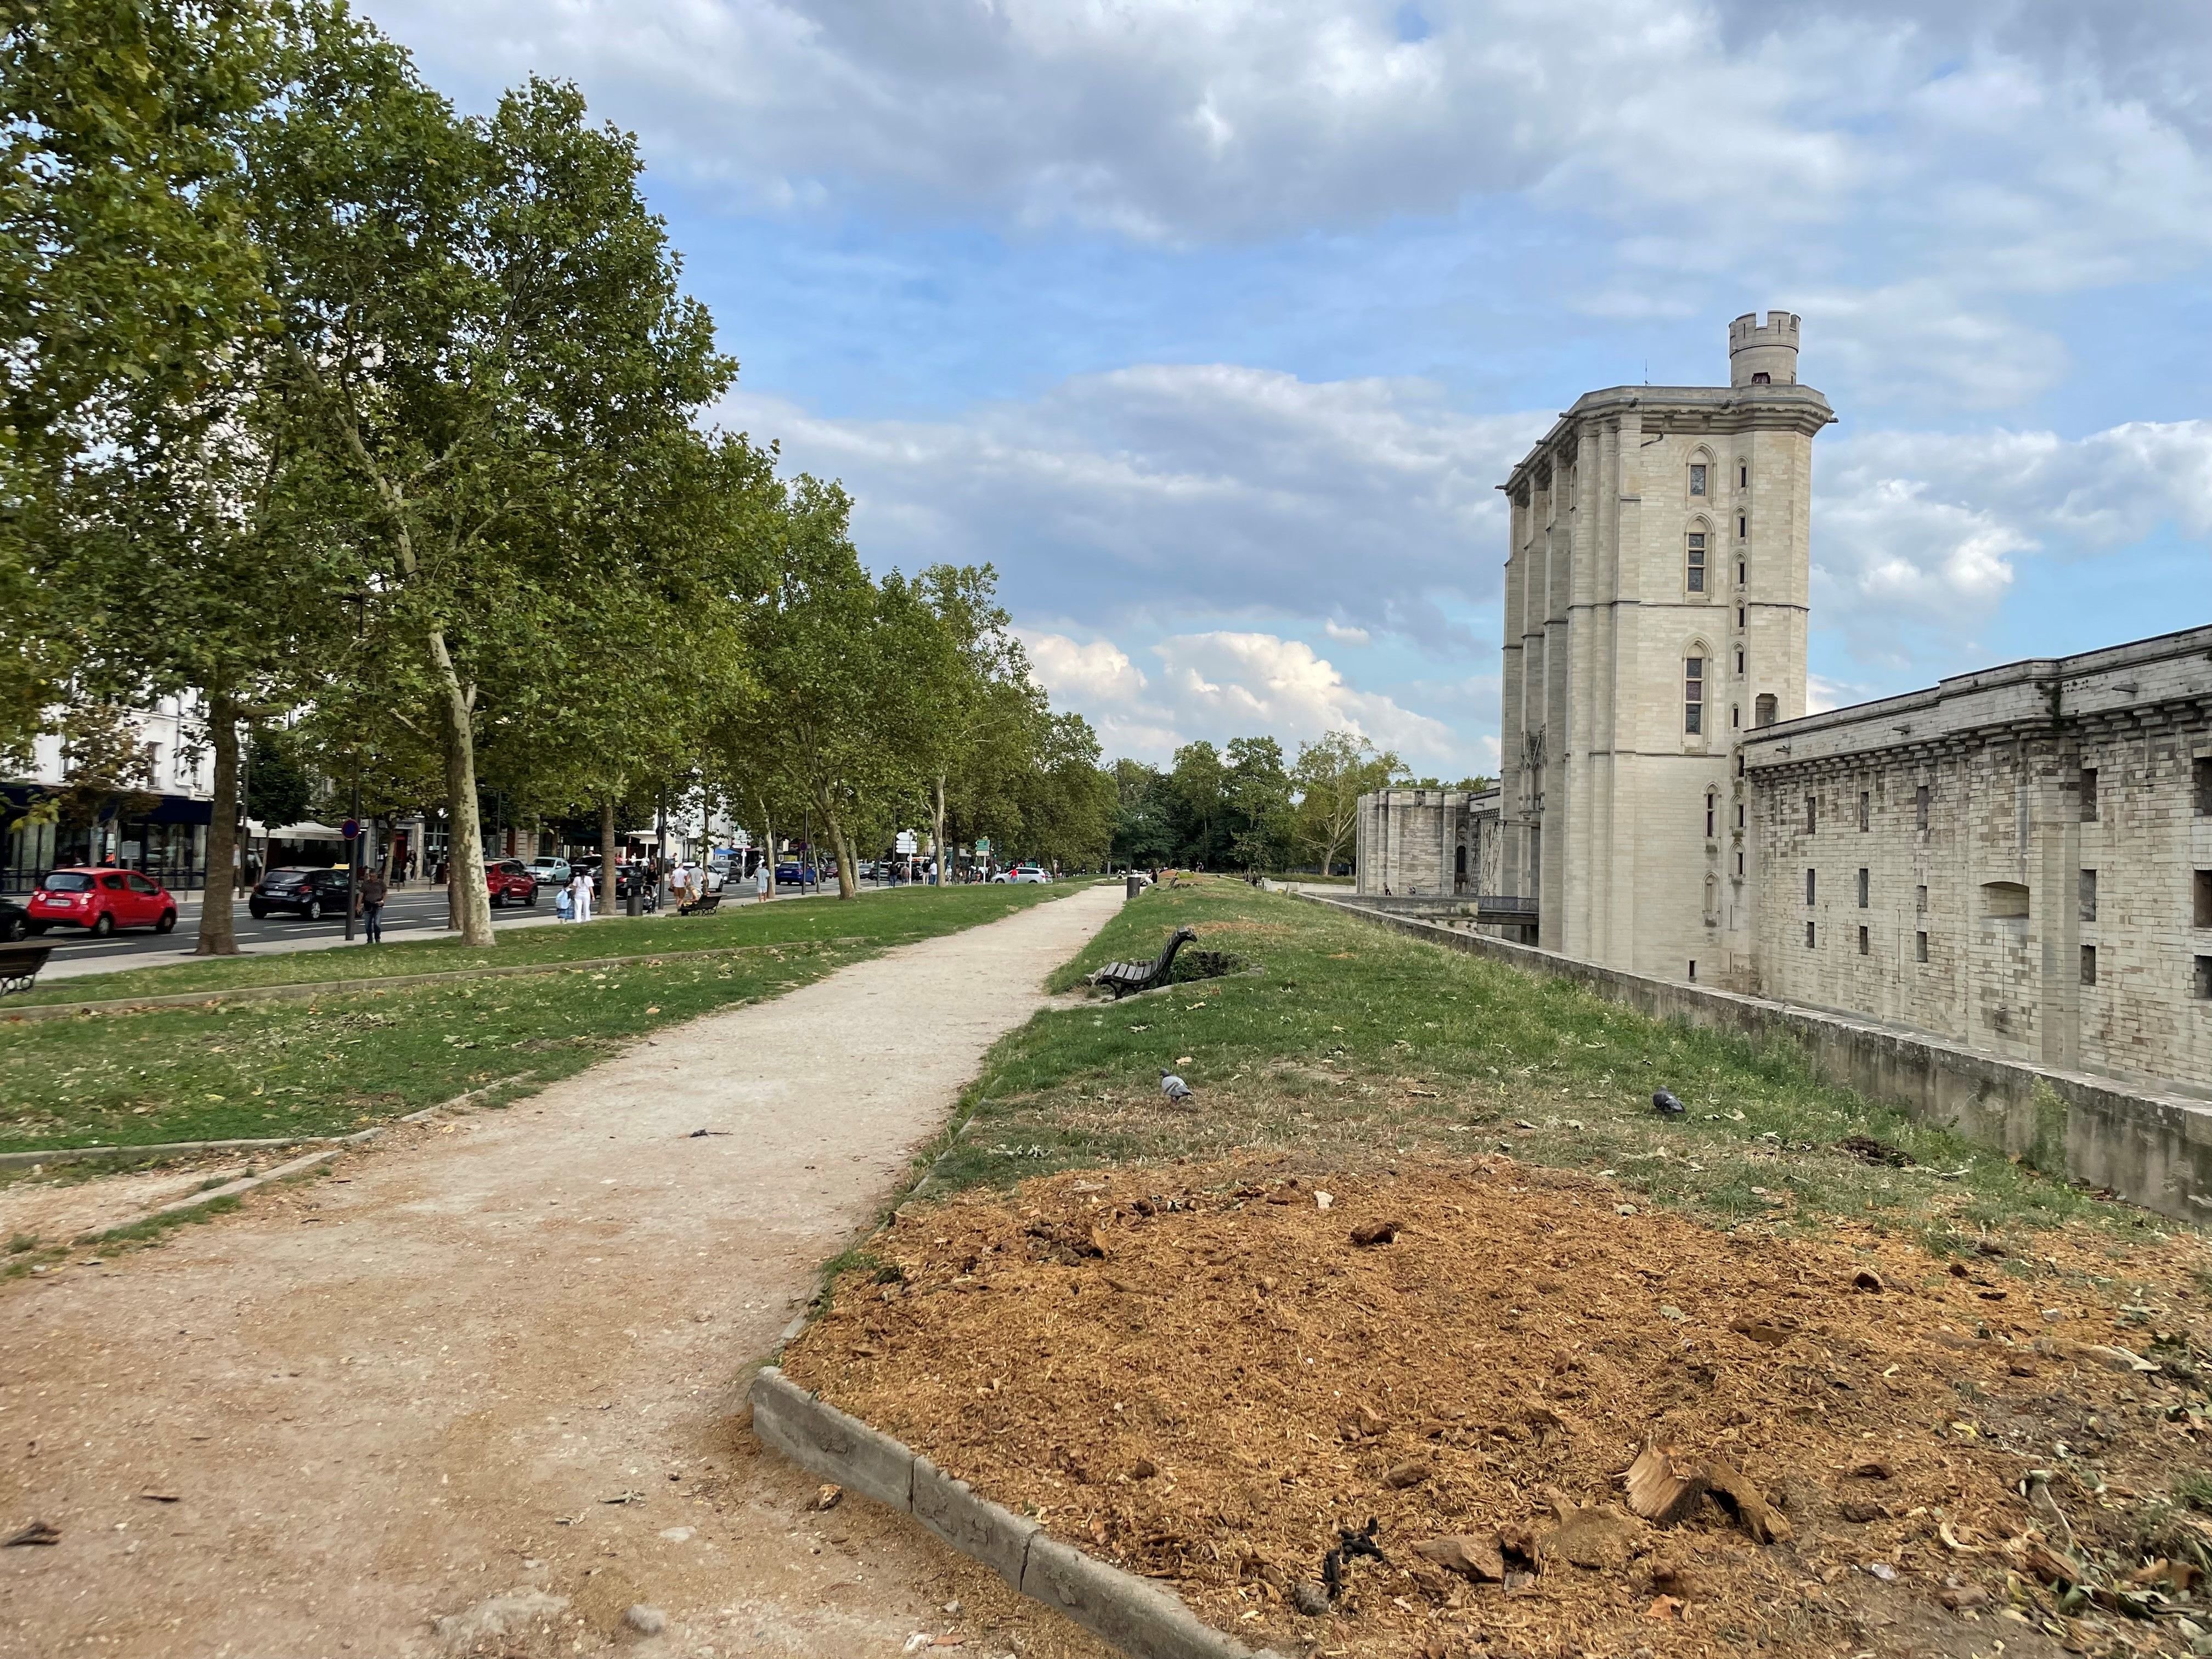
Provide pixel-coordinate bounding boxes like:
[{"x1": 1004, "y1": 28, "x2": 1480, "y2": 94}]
[{"x1": 781, "y1": 1156, "x2": 2212, "y2": 1659}]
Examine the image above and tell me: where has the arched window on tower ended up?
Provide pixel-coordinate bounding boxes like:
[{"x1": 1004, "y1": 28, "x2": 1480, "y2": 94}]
[
  {"x1": 1686, "y1": 531, "x2": 1707, "y2": 592},
  {"x1": 1755, "y1": 692, "x2": 1778, "y2": 727},
  {"x1": 1684, "y1": 655, "x2": 1706, "y2": 735}
]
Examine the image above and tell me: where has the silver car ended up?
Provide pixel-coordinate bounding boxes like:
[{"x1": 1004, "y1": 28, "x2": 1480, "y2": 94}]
[
  {"x1": 995, "y1": 864, "x2": 1052, "y2": 884},
  {"x1": 527, "y1": 856, "x2": 572, "y2": 889}
]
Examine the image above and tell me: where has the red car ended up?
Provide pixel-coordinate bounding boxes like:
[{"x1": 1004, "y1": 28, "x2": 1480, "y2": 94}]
[
  {"x1": 27, "y1": 867, "x2": 178, "y2": 936},
  {"x1": 486, "y1": 858, "x2": 539, "y2": 907}
]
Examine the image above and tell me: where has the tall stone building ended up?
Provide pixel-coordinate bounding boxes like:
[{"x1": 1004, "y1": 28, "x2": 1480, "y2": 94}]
[
  {"x1": 1496, "y1": 313, "x2": 1833, "y2": 985},
  {"x1": 1348, "y1": 309, "x2": 2208, "y2": 1090}
]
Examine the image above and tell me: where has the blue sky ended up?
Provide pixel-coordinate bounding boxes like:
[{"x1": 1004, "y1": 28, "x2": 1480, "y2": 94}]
[{"x1": 365, "y1": 1, "x2": 2212, "y2": 775}]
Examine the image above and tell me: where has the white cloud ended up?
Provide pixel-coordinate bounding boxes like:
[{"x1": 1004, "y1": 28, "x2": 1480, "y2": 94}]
[
  {"x1": 719, "y1": 367, "x2": 1542, "y2": 650},
  {"x1": 1812, "y1": 418, "x2": 2212, "y2": 666},
  {"x1": 369, "y1": 0, "x2": 2212, "y2": 294},
  {"x1": 1022, "y1": 627, "x2": 1464, "y2": 768},
  {"x1": 1323, "y1": 619, "x2": 1372, "y2": 646}
]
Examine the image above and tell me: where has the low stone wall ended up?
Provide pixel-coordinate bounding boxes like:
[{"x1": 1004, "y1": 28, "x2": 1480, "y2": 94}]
[{"x1": 1301, "y1": 892, "x2": 2212, "y2": 1223}]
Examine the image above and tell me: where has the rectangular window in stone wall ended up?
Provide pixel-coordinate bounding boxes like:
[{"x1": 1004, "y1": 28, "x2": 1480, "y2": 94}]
[
  {"x1": 1806, "y1": 794, "x2": 1817, "y2": 832},
  {"x1": 2197, "y1": 955, "x2": 2212, "y2": 1001},
  {"x1": 2197, "y1": 756, "x2": 2212, "y2": 815},
  {"x1": 2081, "y1": 767, "x2": 2098, "y2": 822},
  {"x1": 1690, "y1": 463, "x2": 1707, "y2": 496},
  {"x1": 1857, "y1": 868, "x2": 1869, "y2": 908},
  {"x1": 1805, "y1": 867, "x2": 1816, "y2": 905},
  {"x1": 1687, "y1": 533, "x2": 1706, "y2": 592},
  {"x1": 1859, "y1": 791, "x2": 1870, "y2": 831},
  {"x1": 2081, "y1": 945, "x2": 2097, "y2": 987},
  {"x1": 2196, "y1": 869, "x2": 2212, "y2": 929},
  {"x1": 1916, "y1": 785, "x2": 1931, "y2": 830},
  {"x1": 1858, "y1": 926, "x2": 1869, "y2": 955},
  {"x1": 2080, "y1": 868, "x2": 2098, "y2": 922},
  {"x1": 1684, "y1": 657, "x2": 1704, "y2": 734},
  {"x1": 1916, "y1": 883, "x2": 1928, "y2": 913},
  {"x1": 1916, "y1": 930, "x2": 1929, "y2": 963},
  {"x1": 1806, "y1": 921, "x2": 1816, "y2": 949}
]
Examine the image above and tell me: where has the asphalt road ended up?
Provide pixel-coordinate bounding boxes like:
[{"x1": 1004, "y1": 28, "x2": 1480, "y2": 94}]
[{"x1": 24, "y1": 875, "x2": 898, "y2": 983}]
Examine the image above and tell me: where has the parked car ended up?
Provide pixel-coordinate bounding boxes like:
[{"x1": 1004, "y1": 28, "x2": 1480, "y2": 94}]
[
  {"x1": 486, "y1": 859, "x2": 539, "y2": 907},
  {"x1": 31, "y1": 867, "x2": 179, "y2": 935},
  {"x1": 1, "y1": 893, "x2": 31, "y2": 942},
  {"x1": 993, "y1": 864, "x2": 1053, "y2": 884},
  {"x1": 249, "y1": 865, "x2": 354, "y2": 921},
  {"x1": 774, "y1": 861, "x2": 819, "y2": 884},
  {"x1": 526, "y1": 856, "x2": 572, "y2": 889}
]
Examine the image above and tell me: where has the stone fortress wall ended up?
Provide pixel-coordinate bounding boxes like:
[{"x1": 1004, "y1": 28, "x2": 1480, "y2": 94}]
[
  {"x1": 1352, "y1": 787, "x2": 1500, "y2": 898},
  {"x1": 1353, "y1": 313, "x2": 2209, "y2": 1097},
  {"x1": 1744, "y1": 625, "x2": 2212, "y2": 1093}
]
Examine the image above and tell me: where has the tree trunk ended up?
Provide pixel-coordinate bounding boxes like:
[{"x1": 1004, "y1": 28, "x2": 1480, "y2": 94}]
[
  {"x1": 932, "y1": 773, "x2": 947, "y2": 889},
  {"x1": 432, "y1": 630, "x2": 494, "y2": 946},
  {"x1": 835, "y1": 825, "x2": 861, "y2": 899},
  {"x1": 195, "y1": 692, "x2": 242, "y2": 956},
  {"x1": 755, "y1": 794, "x2": 775, "y2": 898},
  {"x1": 816, "y1": 788, "x2": 859, "y2": 899},
  {"x1": 599, "y1": 794, "x2": 619, "y2": 916}
]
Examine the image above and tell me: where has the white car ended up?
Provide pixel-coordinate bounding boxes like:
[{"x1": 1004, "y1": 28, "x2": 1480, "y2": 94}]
[{"x1": 994, "y1": 864, "x2": 1052, "y2": 884}]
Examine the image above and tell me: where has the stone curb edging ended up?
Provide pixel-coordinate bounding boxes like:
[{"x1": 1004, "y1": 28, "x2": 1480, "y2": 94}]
[
  {"x1": 1, "y1": 935, "x2": 893, "y2": 1023},
  {"x1": 748, "y1": 1368, "x2": 1267, "y2": 1659}
]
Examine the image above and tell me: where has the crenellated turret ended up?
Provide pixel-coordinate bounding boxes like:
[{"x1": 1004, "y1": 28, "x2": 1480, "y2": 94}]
[{"x1": 1729, "y1": 311, "x2": 1800, "y2": 387}]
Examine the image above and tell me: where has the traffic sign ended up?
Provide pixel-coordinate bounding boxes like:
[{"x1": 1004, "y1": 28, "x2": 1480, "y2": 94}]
[
  {"x1": 975, "y1": 836, "x2": 991, "y2": 855},
  {"x1": 340, "y1": 818, "x2": 361, "y2": 840},
  {"x1": 895, "y1": 830, "x2": 917, "y2": 854}
]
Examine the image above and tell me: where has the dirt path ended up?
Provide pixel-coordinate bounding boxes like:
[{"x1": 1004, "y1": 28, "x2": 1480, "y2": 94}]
[{"x1": 0, "y1": 886, "x2": 1124, "y2": 1659}]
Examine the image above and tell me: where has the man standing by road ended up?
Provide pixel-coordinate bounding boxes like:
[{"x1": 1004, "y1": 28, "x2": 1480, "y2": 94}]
[
  {"x1": 358, "y1": 865, "x2": 388, "y2": 944},
  {"x1": 753, "y1": 856, "x2": 772, "y2": 904}
]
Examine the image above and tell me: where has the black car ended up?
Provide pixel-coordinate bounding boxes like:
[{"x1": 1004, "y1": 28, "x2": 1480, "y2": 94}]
[
  {"x1": 249, "y1": 866, "x2": 354, "y2": 921},
  {"x1": 0, "y1": 894, "x2": 27, "y2": 943}
]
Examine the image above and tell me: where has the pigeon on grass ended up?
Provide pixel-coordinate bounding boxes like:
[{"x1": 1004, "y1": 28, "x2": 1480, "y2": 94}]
[
  {"x1": 1159, "y1": 1068, "x2": 1193, "y2": 1103},
  {"x1": 1652, "y1": 1088, "x2": 1686, "y2": 1116}
]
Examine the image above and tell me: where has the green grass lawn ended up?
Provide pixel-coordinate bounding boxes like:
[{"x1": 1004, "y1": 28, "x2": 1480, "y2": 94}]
[
  {"x1": 10, "y1": 883, "x2": 1036, "y2": 1006},
  {"x1": 933, "y1": 876, "x2": 2171, "y2": 1255},
  {"x1": 0, "y1": 883, "x2": 1069, "y2": 1154}
]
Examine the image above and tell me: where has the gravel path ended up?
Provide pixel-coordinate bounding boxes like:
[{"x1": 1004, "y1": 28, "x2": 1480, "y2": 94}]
[{"x1": 0, "y1": 885, "x2": 1122, "y2": 1659}]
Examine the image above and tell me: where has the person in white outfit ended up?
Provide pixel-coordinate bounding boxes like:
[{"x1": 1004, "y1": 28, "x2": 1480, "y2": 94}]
[
  {"x1": 754, "y1": 858, "x2": 772, "y2": 903},
  {"x1": 568, "y1": 868, "x2": 594, "y2": 924}
]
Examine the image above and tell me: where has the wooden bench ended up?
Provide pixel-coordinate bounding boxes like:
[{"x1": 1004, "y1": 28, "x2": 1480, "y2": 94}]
[
  {"x1": 0, "y1": 944, "x2": 54, "y2": 998},
  {"x1": 1088, "y1": 926, "x2": 1198, "y2": 999},
  {"x1": 676, "y1": 892, "x2": 721, "y2": 917}
]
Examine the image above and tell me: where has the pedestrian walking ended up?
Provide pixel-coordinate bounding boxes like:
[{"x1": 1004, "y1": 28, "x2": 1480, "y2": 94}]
[
  {"x1": 754, "y1": 857, "x2": 772, "y2": 903},
  {"x1": 358, "y1": 866, "x2": 388, "y2": 944},
  {"x1": 668, "y1": 861, "x2": 690, "y2": 911},
  {"x1": 568, "y1": 866, "x2": 594, "y2": 924}
]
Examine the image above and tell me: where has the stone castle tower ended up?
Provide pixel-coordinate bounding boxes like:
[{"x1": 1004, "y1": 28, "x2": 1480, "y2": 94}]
[{"x1": 1496, "y1": 312, "x2": 1835, "y2": 985}]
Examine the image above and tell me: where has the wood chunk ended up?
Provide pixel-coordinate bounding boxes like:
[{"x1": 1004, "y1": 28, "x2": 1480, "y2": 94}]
[
  {"x1": 1729, "y1": 1317, "x2": 1795, "y2": 1348},
  {"x1": 1939, "y1": 1585, "x2": 1991, "y2": 1611},
  {"x1": 1414, "y1": 1534, "x2": 1505, "y2": 1582},
  {"x1": 1704, "y1": 1458, "x2": 1792, "y2": 1545},
  {"x1": 1839, "y1": 1497, "x2": 1887, "y2": 1523},
  {"x1": 2022, "y1": 1543, "x2": 2083, "y2": 1587},
  {"x1": 1384, "y1": 1460, "x2": 1431, "y2": 1489},
  {"x1": 1349, "y1": 1220, "x2": 1401, "y2": 1246},
  {"x1": 1846, "y1": 1458, "x2": 1893, "y2": 1480},
  {"x1": 1497, "y1": 1523, "x2": 1541, "y2": 1568},
  {"x1": 1852, "y1": 1269, "x2": 1884, "y2": 1293},
  {"x1": 1547, "y1": 1498, "x2": 1643, "y2": 1571},
  {"x1": 1623, "y1": 1440, "x2": 1707, "y2": 1525}
]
